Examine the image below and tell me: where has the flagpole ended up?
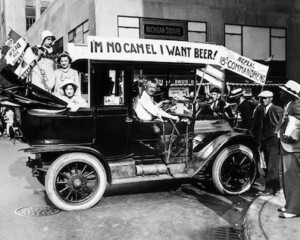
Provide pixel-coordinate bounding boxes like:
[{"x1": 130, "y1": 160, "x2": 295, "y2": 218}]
[{"x1": 193, "y1": 65, "x2": 208, "y2": 104}]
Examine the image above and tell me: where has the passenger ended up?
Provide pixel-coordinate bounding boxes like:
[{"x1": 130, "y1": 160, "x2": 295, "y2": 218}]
[
  {"x1": 32, "y1": 30, "x2": 57, "y2": 92},
  {"x1": 229, "y1": 88, "x2": 256, "y2": 130},
  {"x1": 60, "y1": 80, "x2": 87, "y2": 112},
  {"x1": 209, "y1": 87, "x2": 233, "y2": 119},
  {"x1": 53, "y1": 51, "x2": 80, "y2": 97},
  {"x1": 134, "y1": 79, "x2": 179, "y2": 122},
  {"x1": 29, "y1": 51, "x2": 54, "y2": 92}
]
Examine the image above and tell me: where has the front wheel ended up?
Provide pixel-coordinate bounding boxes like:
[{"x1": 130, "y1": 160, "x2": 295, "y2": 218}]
[
  {"x1": 45, "y1": 153, "x2": 107, "y2": 211},
  {"x1": 212, "y1": 144, "x2": 257, "y2": 195}
]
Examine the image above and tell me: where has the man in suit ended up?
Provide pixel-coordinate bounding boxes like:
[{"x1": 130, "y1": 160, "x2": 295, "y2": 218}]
[
  {"x1": 252, "y1": 91, "x2": 283, "y2": 195},
  {"x1": 230, "y1": 88, "x2": 256, "y2": 130},
  {"x1": 277, "y1": 80, "x2": 300, "y2": 218}
]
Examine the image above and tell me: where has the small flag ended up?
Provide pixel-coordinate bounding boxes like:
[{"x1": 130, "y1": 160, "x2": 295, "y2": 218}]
[
  {"x1": 264, "y1": 54, "x2": 274, "y2": 62},
  {"x1": 0, "y1": 29, "x2": 37, "y2": 80}
]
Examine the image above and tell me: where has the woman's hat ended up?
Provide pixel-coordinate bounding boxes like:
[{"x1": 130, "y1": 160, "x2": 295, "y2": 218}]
[
  {"x1": 229, "y1": 88, "x2": 244, "y2": 99},
  {"x1": 40, "y1": 30, "x2": 55, "y2": 45},
  {"x1": 56, "y1": 51, "x2": 72, "y2": 65},
  {"x1": 279, "y1": 80, "x2": 300, "y2": 99},
  {"x1": 258, "y1": 90, "x2": 273, "y2": 98},
  {"x1": 60, "y1": 79, "x2": 78, "y2": 90}
]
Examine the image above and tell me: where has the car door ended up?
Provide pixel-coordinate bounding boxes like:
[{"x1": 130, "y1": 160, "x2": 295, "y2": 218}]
[{"x1": 90, "y1": 63, "x2": 130, "y2": 157}]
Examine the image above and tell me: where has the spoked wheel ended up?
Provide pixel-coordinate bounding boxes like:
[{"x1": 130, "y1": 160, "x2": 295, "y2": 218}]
[
  {"x1": 45, "y1": 153, "x2": 107, "y2": 211},
  {"x1": 212, "y1": 144, "x2": 257, "y2": 195}
]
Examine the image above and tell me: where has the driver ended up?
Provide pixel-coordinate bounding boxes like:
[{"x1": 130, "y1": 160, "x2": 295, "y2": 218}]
[{"x1": 134, "y1": 79, "x2": 179, "y2": 122}]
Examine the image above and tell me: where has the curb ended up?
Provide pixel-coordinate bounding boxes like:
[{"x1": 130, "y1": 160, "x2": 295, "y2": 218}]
[{"x1": 243, "y1": 195, "x2": 273, "y2": 240}]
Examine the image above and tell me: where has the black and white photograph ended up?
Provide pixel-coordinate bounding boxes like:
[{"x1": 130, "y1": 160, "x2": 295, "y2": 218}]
[{"x1": 0, "y1": 1, "x2": 299, "y2": 239}]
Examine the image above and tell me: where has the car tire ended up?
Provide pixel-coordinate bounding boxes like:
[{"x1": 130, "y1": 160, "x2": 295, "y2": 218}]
[
  {"x1": 45, "y1": 153, "x2": 107, "y2": 211},
  {"x1": 212, "y1": 144, "x2": 257, "y2": 195}
]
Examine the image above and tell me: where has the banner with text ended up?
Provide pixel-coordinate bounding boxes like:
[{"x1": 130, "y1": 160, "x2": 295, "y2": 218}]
[
  {"x1": 69, "y1": 36, "x2": 269, "y2": 84},
  {"x1": 219, "y1": 48, "x2": 268, "y2": 85}
]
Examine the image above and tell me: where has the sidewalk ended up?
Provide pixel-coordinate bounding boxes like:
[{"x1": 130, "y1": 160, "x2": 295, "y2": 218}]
[{"x1": 244, "y1": 190, "x2": 300, "y2": 240}]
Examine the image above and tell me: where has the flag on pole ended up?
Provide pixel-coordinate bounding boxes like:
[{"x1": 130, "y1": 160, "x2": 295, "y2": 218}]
[
  {"x1": 0, "y1": 29, "x2": 37, "y2": 80},
  {"x1": 196, "y1": 65, "x2": 224, "y2": 88}
]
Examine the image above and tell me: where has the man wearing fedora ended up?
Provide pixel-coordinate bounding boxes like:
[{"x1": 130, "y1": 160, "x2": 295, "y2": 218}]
[
  {"x1": 230, "y1": 88, "x2": 256, "y2": 130},
  {"x1": 252, "y1": 90, "x2": 283, "y2": 196},
  {"x1": 277, "y1": 80, "x2": 300, "y2": 218}
]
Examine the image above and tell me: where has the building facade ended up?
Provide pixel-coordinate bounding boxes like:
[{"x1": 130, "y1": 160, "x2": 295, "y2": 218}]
[{"x1": 2, "y1": 0, "x2": 300, "y2": 97}]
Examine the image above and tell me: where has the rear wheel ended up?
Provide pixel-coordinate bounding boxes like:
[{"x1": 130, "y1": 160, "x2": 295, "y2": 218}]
[
  {"x1": 212, "y1": 144, "x2": 257, "y2": 195},
  {"x1": 45, "y1": 153, "x2": 107, "y2": 211}
]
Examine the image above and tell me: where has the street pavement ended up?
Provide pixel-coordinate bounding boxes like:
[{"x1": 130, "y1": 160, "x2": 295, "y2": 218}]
[
  {"x1": 0, "y1": 137, "x2": 265, "y2": 240},
  {"x1": 244, "y1": 190, "x2": 300, "y2": 240}
]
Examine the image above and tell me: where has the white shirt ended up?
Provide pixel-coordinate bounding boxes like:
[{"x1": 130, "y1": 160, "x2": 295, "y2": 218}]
[
  {"x1": 265, "y1": 103, "x2": 273, "y2": 113},
  {"x1": 134, "y1": 91, "x2": 161, "y2": 121}
]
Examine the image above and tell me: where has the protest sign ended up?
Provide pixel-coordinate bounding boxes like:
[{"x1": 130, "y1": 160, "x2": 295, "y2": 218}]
[
  {"x1": 69, "y1": 36, "x2": 269, "y2": 85},
  {"x1": 75, "y1": 36, "x2": 224, "y2": 65},
  {"x1": 0, "y1": 29, "x2": 37, "y2": 80},
  {"x1": 219, "y1": 48, "x2": 269, "y2": 85}
]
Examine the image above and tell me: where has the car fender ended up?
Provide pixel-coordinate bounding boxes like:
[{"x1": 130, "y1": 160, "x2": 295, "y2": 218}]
[
  {"x1": 186, "y1": 131, "x2": 258, "y2": 177},
  {"x1": 21, "y1": 145, "x2": 112, "y2": 183}
]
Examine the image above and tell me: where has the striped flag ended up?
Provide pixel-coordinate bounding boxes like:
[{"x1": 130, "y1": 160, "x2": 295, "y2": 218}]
[
  {"x1": 196, "y1": 65, "x2": 224, "y2": 88},
  {"x1": 0, "y1": 29, "x2": 37, "y2": 80}
]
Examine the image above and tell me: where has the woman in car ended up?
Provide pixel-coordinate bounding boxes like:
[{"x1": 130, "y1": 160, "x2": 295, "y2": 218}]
[
  {"x1": 60, "y1": 80, "x2": 87, "y2": 112},
  {"x1": 53, "y1": 51, "x2": 80, "y2": 97}
]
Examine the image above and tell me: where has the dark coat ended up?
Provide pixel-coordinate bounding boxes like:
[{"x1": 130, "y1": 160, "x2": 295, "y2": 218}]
[
  {"x1": 252, "y1": 104, "x2": 283, "y2": 145},
  {"x1": 237, "y1": 100, "x2": 256, "y2": 130}
]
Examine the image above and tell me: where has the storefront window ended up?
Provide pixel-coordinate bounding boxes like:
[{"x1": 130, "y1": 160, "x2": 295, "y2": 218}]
[
  {"x1": 188, "y1": 22, "x2": 207, "y2": 43},
  {"x1": 225, "y1": 24, "x2": 286, "y2": 61},
  {"x1": 118, "y1": 16, "x2": 140, "y2": 38}
]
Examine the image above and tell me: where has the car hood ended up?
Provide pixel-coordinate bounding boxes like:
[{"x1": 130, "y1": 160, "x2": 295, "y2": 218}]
[{"x1": 0, "y1": 67, "x2": 67, "y2": 109}]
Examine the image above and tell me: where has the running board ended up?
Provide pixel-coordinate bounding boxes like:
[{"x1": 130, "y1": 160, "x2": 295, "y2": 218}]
[{"x1": 112, "y1": 173, "x2": 189, "y2": 185}]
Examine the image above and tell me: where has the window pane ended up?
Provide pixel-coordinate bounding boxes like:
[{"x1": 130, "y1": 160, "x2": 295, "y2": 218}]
[
  {"x1": 188, "y1": 22, "x2": 206, "y2": 32},
  {"x1": 75, "y1": 26, "x2": 83, "y2": 43},
  {"x1": 271, "y1": 38, "x2": 286, "y2": 61},
  {"x1": 271, "y1": 28, "x2": 286, "y2": 37},
  {"x1": 188, "y1": 32, "x2": 206, "y2": 43},
  {"x1": 83, "y1": 31, "x2": 89, "y2": 44},
  {"x1": 118, "y1": 17, "x2": 139, "y2": 27},
  {"x1": 243, "y1": 27, "x2": 269, "y2": 60},
  {"x1": 83, "y1": 20, "x2": 89, "y2": 32},
  {"x1": 68, "y1": 31, "x2": 74, "y2": 42},
  {"x1": 225, "y1": 35, "x2": 242, "y2": 54},
  {"x1": 119, "y1": 28, "x2": 140, "y2": 38},
  {"x1": 225, "y1": 25, "x2": 241, "y2": 34}
]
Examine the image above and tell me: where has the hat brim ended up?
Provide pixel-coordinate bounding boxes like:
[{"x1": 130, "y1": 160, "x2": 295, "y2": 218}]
[
  {"x1": 61, "y1": 82, "x2": 78, "y2": 90},
  {"x1": 229, "y1": 92, "x2": 243, "y2": 99},
  {"x1": 41, "y1": 36, "x2": 56, "y2": 45},
  {"x1": 279, "y1": 86, "x2": 300, "y2": 99}
]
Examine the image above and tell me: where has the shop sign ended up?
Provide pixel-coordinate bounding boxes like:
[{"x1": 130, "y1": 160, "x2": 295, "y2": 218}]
[
  {"x1": 141, "y1": 19, "x2": 186, "y2": 41},
  {"x1": 169, "y1": 87, "x2": 190, "y2": 98},
  {"x1": 144, "y1": 24, "x2": 184, "y2": 37}
]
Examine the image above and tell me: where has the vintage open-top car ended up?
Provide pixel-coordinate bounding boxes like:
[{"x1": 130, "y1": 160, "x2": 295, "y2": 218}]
[{"x1": 0, "y1": 37, "x2": 266, "y2": 211}]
